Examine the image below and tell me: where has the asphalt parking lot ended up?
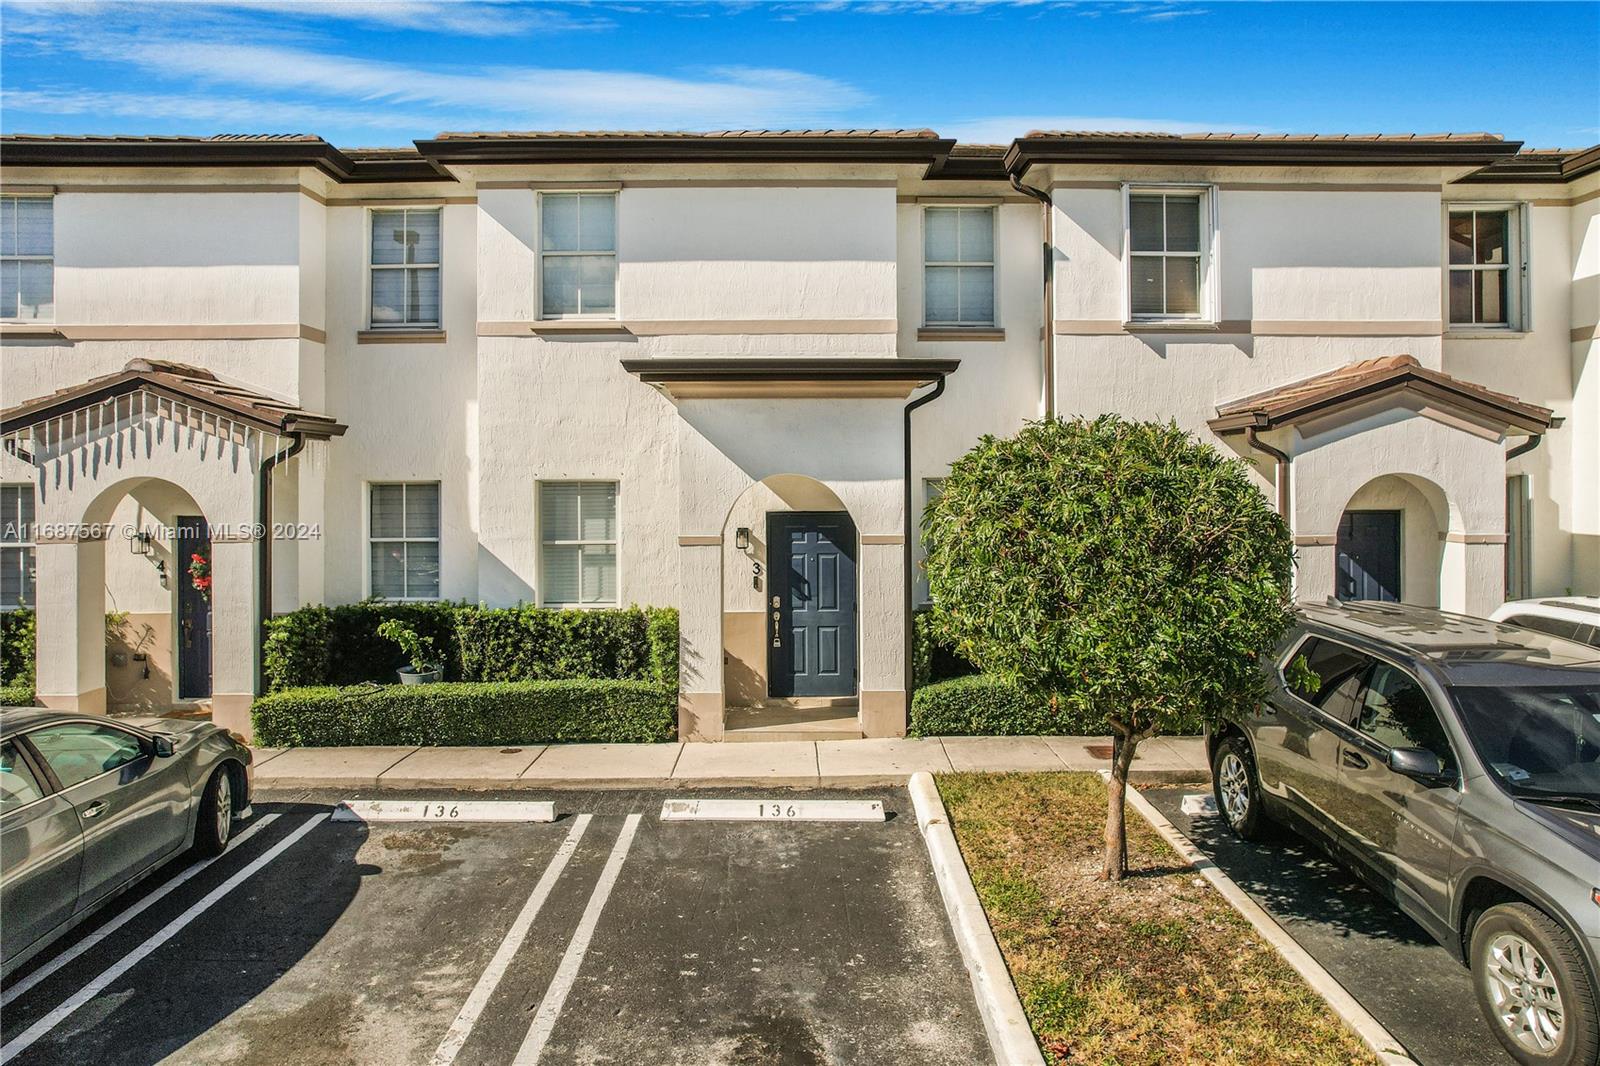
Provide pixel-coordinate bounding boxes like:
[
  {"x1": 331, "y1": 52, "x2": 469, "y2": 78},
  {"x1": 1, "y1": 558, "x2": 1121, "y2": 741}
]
[
  {"x1": 1, "y1": 787, "x2": 990, "y2": 1066},
  {"x1": 1143, "y1": 786, "x2": 1514, "y2": 1066}
]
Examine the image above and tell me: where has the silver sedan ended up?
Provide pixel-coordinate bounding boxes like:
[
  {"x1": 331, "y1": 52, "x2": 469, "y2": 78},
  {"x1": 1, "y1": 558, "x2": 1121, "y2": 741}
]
[{"x1": 0, "y1": 709, "x2": 254, "y2": 978}]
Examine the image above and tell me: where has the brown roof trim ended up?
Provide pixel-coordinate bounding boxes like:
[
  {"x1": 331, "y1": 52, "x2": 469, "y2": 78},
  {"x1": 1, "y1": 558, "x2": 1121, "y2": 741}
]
[
  {"x1": 0, "y1": 359, "x2": 346, "y2": 440},
  {"x1": 1455, "y1": 145, "x2": 1600, "y2": 185},
  {"x1": 623, "y1": 357, "x2": 959, "y2": 384},
  {"x1": 416, "y1": 131, "x2": 955, "y2": 167},
  {"x1": 1006, "y1": 133, "x2": 1523, "y2": 174},
  {"x1": 0, "y1": 135, "x2": 362, "y2": 182},
  {"x1": 1207, "y1": 354, "x2": 1554, "y2": 436}
]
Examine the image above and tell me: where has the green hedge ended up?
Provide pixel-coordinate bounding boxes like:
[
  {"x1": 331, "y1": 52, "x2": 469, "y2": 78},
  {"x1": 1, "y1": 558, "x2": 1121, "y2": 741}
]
[
  {"x1": 0, "y1": 683, "x2": 35, "y2": 708},
  {"x1": 911, "y1": 608, "x2": 975, "y2": 690},
  {"x1": 262, "y1": 603, "x2": 677, "y2": 692},
  {"x1": 252, "y1": 680, "x2": 675, "y2": 747},
  {"x1": 1, "y1": 609, "x2": 36, "y2": 688},
  {"x1": 910, "y1": 674, "x2": 1206, "y2": 737}
]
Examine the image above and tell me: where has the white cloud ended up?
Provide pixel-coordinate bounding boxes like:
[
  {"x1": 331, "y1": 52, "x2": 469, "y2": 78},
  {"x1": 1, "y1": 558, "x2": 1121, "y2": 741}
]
[
  {"x1": 937, "y1": 114, "x2": 1261, "y2": 143},
  {"x1": 0, "y1": 87, "x2": 433, "y2": 132}
]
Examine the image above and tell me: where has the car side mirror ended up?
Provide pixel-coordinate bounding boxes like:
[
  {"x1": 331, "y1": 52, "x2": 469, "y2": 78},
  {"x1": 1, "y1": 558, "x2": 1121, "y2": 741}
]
[
  {"x1": 1387, "y1": 746, "x2": 1446, "y2": 783},
  {"x1": 150, "y1": 736, "x2": 176, "y2": 758}
]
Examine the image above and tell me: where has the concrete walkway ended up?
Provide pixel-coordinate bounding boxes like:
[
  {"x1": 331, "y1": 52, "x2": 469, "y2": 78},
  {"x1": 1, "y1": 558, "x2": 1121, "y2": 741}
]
[{"x1": 249, "y1": 735, "x2": 1209, "y2": 790}]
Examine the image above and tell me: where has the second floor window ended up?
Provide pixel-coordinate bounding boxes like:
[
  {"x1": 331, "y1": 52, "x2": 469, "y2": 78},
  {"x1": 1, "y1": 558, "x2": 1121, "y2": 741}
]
[
  {"x1": 1128, "y1": 189, "x2": 1208, "y2": 319},
  {"x1": 1, "y1": 484, "x2": 36, "y2": 610},
  {"x1": 541, "y1": 193, "x2": 616, "y2": 318},
  {"x1": 369, "y1": 482, "x2": 440, "y2": 600},
  {"x1": 370, "y1": 208, "x2": 441, "y2": 328},
  {"x1": 923, "y1": 207, "x2": 995, "y2": 327},
  {"x1": 1, "y1": 196, "x2": 53, "y2": 322},
  {"x1": 1448, "y1": 206, "x2": 1523, "y2": 329}
]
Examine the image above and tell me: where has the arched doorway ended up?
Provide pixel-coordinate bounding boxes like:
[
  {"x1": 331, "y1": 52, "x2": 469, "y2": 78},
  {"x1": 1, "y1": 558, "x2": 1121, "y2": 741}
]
[
  {"x1": 1334, "y1": 474, "x2": 1450, "y2": 607},
  {"x1": 85, "y1": 478, "x2": 211, "y2": 711},
  {"x1": 721, "y1": 475, "x2": 861, "y2": 736}
]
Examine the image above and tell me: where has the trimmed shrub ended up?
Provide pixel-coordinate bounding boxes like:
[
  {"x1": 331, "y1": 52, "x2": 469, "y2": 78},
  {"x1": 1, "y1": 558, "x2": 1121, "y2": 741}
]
[
  {"x1": 251, "y1": 680, "x2": 675, "y2": 747},
  {"x1": 912, "y1": 608, "x2": 975, "y2": 690},
  {"x1": 910, "y1": 675, "x2": 1080, "y2": 737},
  {"x1": 0, "y1": 683, "x2": 35, "y2": 708},
  {"x1": 645, "y1": 607, "x2": 679, "y2": 690},
  {"x1": 456, "y1": 606, "x2": 652, "y2": 683},
  {"x1": 262, "y1": 601, "x2": 463, "y2": 689},
  {"x1": 1, "y1": 609, "x2": 36, "y2": 688}
]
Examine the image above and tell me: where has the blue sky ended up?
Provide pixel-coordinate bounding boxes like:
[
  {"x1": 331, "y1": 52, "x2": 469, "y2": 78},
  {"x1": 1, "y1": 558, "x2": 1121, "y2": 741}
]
[{"x1": 2, "y1": 1, "x2": 1596, "y2": 149}]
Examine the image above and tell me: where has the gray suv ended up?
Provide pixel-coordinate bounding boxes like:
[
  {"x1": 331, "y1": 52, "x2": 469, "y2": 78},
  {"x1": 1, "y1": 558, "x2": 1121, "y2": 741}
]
[{"x1": 1210, "y1": 601, "x2": 1600, "y2": 1066}]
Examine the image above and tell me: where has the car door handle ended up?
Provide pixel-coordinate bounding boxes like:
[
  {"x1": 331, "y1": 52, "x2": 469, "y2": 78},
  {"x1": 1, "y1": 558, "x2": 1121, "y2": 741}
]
[
  {"x1": 1341, "y1": 750, "x2": 1370, "y2": 770},
  {"x1": 80, "y1": 801, "x2": 108, "y2": 820}
]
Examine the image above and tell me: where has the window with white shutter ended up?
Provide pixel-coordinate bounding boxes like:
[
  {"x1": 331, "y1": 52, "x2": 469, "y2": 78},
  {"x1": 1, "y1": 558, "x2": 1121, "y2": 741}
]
[
  {"x1": 540, "y1": 193, "x2": 616, "y2": 318},
  {"x1": 1, "y1": 485, "x2": 37, "y2": 610},
  {"x1": 369, "y1": 208, "x2": 441, "y2": 328},
  {"x1": 923, "y1": 207, "x2": 996, "y2": 327},
  {"x1": 1, "y1": 196, "x2": 53, "y2": 322},
  {"x1": 368, "y1": 483, "x2": 440, "y2": 600},
  {"x1": 539, "y1": 482, "x2": 618, "y2": 607},
  {"x1": 1126, "y1": 187, "x2": 1213, "y2": 320}
]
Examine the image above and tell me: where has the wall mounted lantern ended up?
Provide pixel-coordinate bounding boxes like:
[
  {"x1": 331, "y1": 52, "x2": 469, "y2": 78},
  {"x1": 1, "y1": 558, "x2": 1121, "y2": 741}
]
[{"x1": 735, "y1": 527, "x2": 751, "y2": 551}]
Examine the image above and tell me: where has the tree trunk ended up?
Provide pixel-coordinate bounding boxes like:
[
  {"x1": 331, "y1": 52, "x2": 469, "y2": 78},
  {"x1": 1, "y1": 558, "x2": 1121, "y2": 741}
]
[{"x1": 1101, "y1": 731, "x2": 1142, "y2": 881}]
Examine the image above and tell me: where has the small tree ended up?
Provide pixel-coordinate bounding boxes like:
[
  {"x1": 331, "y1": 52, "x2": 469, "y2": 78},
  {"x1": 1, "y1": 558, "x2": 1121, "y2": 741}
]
[{"x1": 924, "y1": 415, "x2": 1294, "y2": 880}]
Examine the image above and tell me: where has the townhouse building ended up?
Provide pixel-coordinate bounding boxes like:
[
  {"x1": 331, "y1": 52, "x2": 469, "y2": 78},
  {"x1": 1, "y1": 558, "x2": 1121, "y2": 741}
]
[{"x1": 1, "y1": 129, "x2": 1595, "y2": 742}]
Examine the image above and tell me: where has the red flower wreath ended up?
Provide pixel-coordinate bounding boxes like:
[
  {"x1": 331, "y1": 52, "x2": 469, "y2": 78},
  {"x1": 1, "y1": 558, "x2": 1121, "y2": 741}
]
[{"x1": 188, "y1": 551, "x2": 212, "y2": 602}]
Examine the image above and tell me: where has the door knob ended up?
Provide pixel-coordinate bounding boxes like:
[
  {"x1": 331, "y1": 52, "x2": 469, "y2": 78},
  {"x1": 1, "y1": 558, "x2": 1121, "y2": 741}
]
[{"x1": 771, "y1": 596, "x2": 780, "y2": 609}]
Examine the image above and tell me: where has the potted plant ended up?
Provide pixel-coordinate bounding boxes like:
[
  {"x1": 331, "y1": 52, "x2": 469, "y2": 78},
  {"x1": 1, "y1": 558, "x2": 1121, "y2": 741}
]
[{"x1": 376, "y1": 619, "x2": 443, "y2": 685}]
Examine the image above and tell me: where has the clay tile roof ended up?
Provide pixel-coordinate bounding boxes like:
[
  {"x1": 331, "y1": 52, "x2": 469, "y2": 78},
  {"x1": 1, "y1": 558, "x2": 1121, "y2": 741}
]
[
  {"x1": 1, "y1": 133, "x2": 325, "y2": 143},
  {"x1": 1208, "y1": 354, "x2": 1554, "y2": 435},
  {"x1": 430, "y1": 128, "x2": 940, "y2": 140},
  {"x1": 1020, "y1": 131, "x2": 1506, "y2": 142},
  {"x1": 0, "y1": 359, "x2": 346, "y2": 440}
]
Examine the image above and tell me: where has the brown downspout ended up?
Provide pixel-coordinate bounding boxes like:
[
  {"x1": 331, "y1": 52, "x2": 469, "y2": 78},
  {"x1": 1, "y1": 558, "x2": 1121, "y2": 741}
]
[
  {"x1": 1506, "y1": 433, "x2": 1543, "y2": 461},
  {"x1": 1245, "y1": 426, "x2": 1290, "y2": 518},
  {"x1": 1009, "y1": 174, "x2": 1055, "y2": 418},
  {"x1": 257, "y1": 434, "x2": 305, "y2": 694}
]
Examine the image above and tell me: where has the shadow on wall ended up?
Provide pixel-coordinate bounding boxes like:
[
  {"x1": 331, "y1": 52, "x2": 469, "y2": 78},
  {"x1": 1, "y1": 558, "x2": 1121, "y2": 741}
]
[{"x1": 105, "y1": 614, "x2": 174, "y2": 710}]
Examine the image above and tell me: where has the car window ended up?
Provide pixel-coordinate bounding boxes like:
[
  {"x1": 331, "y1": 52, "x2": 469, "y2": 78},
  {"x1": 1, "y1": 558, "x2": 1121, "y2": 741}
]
[
  {"x1": 1356, "y1": 663, "x2": 1457, "y2": 772},
  {"x1": 1502, "y1": 613, "x2": 1587, "y2": 643},
  {"x1": 27, "y1": 723, "x2": 146, "y2": 789},
  {"x1": 1285, "y1": 638, "x2": 1372, "y2": 724},
  {"x1": 0, "y1": 740, "x2": 45, "y2": 810}
]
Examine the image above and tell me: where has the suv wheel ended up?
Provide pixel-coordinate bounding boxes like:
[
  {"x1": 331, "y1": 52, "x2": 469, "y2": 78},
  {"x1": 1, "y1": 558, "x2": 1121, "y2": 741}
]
[
  {"x1": 1211, "y1": 735, "x2": 1268, "y2": 840},
  {"x1": 1471, "y1": 902, "x2": 1599, "y2": 1065},
  {"x1": 192, "y1": 766, "x2": 234, "y2": 858}
]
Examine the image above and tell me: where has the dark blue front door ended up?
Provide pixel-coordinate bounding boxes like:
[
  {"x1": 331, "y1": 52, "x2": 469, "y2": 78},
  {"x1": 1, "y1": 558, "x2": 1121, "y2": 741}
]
[
  {"x1": 175, "y1": 516, "x2": 212, "y2": 700},
  {"x1": 768, "y1": 512, "x2": 857, "y2": 698},
  {"x1": 1336, "y1": 510, "x2": 1402, "y2": 603}
]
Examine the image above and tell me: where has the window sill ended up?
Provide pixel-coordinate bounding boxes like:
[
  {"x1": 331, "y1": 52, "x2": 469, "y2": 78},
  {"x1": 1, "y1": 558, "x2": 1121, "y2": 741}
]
[
  {"x1": 0, "y1": 323, "x2": 63, "y2": 339},
  {"x1": 1125, "y1": 320, "x2": 1218, "y2": 333},
  {"x1": 357, "y1": 328, "x2": 447, "y2": 344},
  {"x1": 917, "y1": 327, "x2": 1005, "y2": 342},
  {"x1": 531, "y1": 320, "x2": 631, "y2": 336},
  {"x1": 1446, "y1": 328, "x2": 1529, "y2": 339}
]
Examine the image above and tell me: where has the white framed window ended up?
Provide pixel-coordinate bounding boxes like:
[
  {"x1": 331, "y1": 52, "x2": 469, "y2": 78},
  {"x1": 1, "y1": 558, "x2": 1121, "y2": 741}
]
[
  {"x1": 368, "y1": 207, "x2": 441, "y2": 328},
  {"x1": 923, "y1": 206, "x2": 996, "y2": 327},
  {"x1": 368, "y1": 482, "x2": 440, "y2": 600},
  {"x1": 1, "y1": 196, "x2": 53, "y2": 322},
  {"x1": 539, "y1": 481, "x2": 618, "y2": 607},
  {"x1": 1447, "y1": 203, "x2": 1528, "y2": 330},
  {"x1": 1, "y1": 484, "x2": 36, "y2": 610},
  {"x1": 540, "y1": 192, "x2": 616, "y2": 318},
  {"x1": 1124, "y1": 185, "x2": 1215, "y2": 321}
]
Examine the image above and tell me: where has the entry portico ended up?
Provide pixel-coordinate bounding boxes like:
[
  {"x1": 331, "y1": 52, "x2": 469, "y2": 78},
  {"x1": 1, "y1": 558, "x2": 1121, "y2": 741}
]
[
  {"x1": 0, "y1": 359, "x2": 345, "y2": 735},
  {"x1": 1210, "y1": 355, "x2": 1556, "y2": 615},
  {"x1": 625, "y1": 357, "x2": 958, "y2": 742}
]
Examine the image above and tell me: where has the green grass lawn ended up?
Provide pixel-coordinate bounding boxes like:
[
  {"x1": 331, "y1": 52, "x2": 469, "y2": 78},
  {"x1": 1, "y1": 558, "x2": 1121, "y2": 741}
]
[{"x1": 938, "y1": 772, "x2": 1378, "y2": 1066}]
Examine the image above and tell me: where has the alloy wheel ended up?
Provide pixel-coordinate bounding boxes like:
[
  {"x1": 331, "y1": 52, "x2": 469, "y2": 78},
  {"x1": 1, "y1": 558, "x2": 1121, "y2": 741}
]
[
  {"x1": 1485, "y1": 932, "x2": 1565, "y2": 1054},
  {"x1": 1218, "y1": 752, "x2": 1250, "y2": 827},
  {"x1": 214, "y1": 772, "x2": 232, "y2": 847}
]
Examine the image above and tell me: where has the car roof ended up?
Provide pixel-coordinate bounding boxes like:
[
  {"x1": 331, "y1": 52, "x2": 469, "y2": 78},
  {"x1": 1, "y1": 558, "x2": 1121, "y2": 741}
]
[
  {"x1": 1494, "y1": 596, "x2": 1600, "y2": 621},
  {"x1": 1297, "y1": 600, "x2": 1600, "y2": 684},
  {"x1": 0, "y1": 708, "x2": 149, "y2": 737}
]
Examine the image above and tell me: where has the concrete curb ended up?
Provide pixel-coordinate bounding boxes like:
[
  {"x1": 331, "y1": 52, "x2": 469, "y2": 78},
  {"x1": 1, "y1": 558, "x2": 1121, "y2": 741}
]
[
  {"x1": 1115, "y1": 777, "x2": 1417, "y2": 1066},
  {"x1": 908, "y1": 771, "x2": 1045, "y2": 1066}
]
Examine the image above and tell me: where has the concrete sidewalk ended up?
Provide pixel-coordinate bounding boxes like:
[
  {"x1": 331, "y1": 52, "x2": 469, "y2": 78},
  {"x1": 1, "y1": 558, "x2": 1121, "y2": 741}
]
[{"x1": 249, "y1": 735, "x2": 1210, "y2": 790}]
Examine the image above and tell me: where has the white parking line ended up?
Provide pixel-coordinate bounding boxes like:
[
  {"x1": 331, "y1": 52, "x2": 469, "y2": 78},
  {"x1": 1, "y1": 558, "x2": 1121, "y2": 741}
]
[
  {"x1": 429, "y1": 814, "x2": 592, "y2": 1066},
  {"x1": 0, "y1": 813, "x2": 329, "y2": 1060},
  {"x1": 512, "y1": 813, "x2": 642, "y2": 1066},
  {"x1": 1, "y1": 813, "x2": 282, "y2": 1008}
]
